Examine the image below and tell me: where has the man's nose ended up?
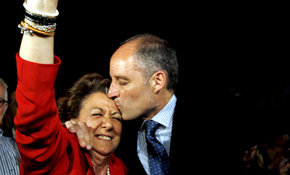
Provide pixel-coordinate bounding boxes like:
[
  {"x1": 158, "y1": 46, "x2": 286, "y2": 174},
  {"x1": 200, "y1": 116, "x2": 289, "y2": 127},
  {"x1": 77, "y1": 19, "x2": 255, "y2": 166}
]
[{"x1": 108, "y1": 83, "x2": 118, "y2": 99}]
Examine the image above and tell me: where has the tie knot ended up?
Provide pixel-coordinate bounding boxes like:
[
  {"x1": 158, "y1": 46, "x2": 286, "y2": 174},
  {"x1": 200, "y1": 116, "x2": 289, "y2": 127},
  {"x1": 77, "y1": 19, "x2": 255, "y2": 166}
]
[{"x1": 144, "y1": 120, "x2": 160, "y2": 137}]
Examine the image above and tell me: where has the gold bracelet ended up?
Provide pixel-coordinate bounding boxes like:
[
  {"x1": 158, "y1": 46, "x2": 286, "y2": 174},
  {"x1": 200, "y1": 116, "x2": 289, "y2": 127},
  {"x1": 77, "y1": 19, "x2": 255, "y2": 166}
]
[{"x1": 19, "y1": 21, "x2": 55, "y2": 36}]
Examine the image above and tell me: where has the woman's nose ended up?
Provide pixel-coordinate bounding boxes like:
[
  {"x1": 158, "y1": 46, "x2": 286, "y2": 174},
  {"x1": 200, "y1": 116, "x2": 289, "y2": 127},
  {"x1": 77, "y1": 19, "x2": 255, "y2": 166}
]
[{"x1": 100, "y1": 117, "x2": 113, "y2": 130}]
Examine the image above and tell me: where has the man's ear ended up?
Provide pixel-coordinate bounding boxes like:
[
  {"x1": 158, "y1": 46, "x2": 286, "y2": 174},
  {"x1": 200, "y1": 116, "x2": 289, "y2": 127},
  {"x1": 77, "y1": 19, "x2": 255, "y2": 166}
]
[{"x1": 150, "y1": 71, "x2": 167, "y2": 94}]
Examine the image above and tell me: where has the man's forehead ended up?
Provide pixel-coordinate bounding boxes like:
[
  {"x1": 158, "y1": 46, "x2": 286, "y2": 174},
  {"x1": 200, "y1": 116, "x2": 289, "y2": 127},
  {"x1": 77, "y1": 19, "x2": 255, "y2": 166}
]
[
  {"x1": 110, "y1": 42, "x2": 142, "y2": 77},
  {"x1": 110, "y1": 54, "x2": 138, "y2": 71},
  {"x1": 111, "y1": 40, "x2": 138, "y2": 61}
]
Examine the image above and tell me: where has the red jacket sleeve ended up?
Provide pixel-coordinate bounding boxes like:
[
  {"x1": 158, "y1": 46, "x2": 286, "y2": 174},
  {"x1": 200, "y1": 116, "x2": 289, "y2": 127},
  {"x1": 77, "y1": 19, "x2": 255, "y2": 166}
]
[{"x1": 14, "y1": 53, "x2": 69, "y2": 174}]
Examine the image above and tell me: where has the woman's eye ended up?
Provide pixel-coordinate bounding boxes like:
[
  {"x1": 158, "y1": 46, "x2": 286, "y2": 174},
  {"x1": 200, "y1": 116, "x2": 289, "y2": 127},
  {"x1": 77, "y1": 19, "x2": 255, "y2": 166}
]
[
  {"x1": 112, "y1": 117, "x2": 122, "y2": 122},
  {"x1": 92, "y1": 113, "x2": 102, "y2": 117}
]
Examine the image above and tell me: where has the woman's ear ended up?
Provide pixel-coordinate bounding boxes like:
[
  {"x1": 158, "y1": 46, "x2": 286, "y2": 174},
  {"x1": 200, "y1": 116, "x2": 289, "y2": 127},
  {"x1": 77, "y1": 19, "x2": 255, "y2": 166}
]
[{"x1": 150, "y1": 71, "x2": 167, "y2": 94}]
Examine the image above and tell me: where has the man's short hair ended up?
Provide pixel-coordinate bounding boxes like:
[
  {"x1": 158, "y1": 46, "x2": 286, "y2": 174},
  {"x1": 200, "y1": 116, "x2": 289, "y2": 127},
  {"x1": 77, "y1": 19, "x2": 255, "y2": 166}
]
[{"x1": 122, "y1": 33, "x2": 179, "y2": 90}]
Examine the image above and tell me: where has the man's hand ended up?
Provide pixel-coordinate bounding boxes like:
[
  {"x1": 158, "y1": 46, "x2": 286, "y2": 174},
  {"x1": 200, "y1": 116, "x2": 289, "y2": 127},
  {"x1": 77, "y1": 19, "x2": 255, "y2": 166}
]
[
  {"x1": 65, "y1": 119, "x2": 109, "y2": 167},
  {"x1": 65, "y1": 119, "x2": 94, "y2": 150}
]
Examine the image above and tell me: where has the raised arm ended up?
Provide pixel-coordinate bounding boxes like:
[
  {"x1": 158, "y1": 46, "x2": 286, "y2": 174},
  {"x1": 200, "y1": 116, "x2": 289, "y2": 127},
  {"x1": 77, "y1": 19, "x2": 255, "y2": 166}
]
[
  {"x1": 15, "y1": 0, "x2": 68, "y2": 173},
  {"x1": 19, "y1": 0, "x2": 58, "y2": 64}
]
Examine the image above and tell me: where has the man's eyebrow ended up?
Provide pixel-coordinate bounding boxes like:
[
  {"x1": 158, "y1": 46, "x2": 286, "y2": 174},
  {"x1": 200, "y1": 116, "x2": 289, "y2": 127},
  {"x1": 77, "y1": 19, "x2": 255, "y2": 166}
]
[{"x1": 115, "y1": 76, "x2": 130, "y2": 81}]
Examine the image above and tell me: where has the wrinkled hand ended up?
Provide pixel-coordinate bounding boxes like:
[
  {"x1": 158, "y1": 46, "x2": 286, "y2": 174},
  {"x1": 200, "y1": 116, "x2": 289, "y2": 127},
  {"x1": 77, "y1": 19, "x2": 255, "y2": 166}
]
[{"x1": 65, "y1": 119, "x2": 94, "y2": 150}]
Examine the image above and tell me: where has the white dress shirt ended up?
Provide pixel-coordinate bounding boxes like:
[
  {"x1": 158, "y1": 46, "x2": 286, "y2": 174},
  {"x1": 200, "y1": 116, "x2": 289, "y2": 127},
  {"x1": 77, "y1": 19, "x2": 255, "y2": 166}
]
[
  {"x1": 137, "y1": 94, "x2": 177, "y2": 175},
  {"x1": 0, "y1": 129, "x2": 21, "y2": 175}
]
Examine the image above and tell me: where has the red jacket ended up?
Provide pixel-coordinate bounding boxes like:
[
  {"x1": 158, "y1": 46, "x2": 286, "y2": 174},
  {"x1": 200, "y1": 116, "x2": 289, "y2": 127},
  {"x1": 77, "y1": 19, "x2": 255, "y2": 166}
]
[{"x1": 14, "y1": 53, "x2": 128, "y2": 175}]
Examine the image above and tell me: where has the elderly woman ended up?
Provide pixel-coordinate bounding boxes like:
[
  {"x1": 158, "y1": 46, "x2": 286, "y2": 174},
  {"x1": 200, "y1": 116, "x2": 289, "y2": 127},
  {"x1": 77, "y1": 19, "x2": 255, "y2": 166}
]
[{"x1": 14, "y1": 0, "x2": 127, "y2": 174}]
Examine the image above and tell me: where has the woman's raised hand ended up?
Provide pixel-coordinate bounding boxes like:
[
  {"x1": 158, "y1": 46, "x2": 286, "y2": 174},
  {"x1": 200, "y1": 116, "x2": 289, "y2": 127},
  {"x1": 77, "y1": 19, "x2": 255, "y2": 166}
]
[{"x1": 24, "y1": 0, "x2": 58, "y2": 14}]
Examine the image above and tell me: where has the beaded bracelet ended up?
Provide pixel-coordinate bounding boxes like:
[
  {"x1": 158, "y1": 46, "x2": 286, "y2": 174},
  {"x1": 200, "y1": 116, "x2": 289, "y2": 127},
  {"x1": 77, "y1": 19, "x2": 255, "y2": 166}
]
[
  {"x1": 19, "y1": 3, "x2": 59, "y2": 36},
  {"x1": 25, "y1": 10, "x2": 57, "y2": 26},
  {"x1": 25, "y1": 18, "x2": 56, "y2": 32},
  {"x1": 18, "y1": 21, "x2": 55, "y2": 36},
  {"x1": 23, "y1": 3, "x2": 59, "y2": 18}
]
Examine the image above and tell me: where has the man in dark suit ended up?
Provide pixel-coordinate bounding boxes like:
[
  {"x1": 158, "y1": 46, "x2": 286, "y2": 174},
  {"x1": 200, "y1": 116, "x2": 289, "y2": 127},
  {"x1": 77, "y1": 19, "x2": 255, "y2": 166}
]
[{"x1": 107, "y1": 33, "x2": 179, "y2": 175}]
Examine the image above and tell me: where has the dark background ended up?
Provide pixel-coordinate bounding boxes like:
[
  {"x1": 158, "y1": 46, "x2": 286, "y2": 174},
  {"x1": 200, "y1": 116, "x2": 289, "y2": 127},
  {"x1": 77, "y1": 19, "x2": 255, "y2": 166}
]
[{"x1": 1, "y1": 1, "x2": 289, "y2": 173}]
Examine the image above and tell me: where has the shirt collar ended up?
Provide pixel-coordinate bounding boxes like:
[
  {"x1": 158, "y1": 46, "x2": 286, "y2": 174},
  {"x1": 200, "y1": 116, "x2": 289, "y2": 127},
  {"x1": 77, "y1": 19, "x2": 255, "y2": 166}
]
[
  {"x1": 0, "y1": 128, "x2": 3, "y2": 136},
  {"x1": 141, "y1": 94, "x2": 177, "y2": 129}
]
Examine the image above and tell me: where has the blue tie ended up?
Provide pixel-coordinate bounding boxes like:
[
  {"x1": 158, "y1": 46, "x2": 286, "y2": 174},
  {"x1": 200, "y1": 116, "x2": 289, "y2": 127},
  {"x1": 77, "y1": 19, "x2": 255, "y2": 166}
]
[{"x1": 144, "y1": 120, "x2": 170, "y2": 175}]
